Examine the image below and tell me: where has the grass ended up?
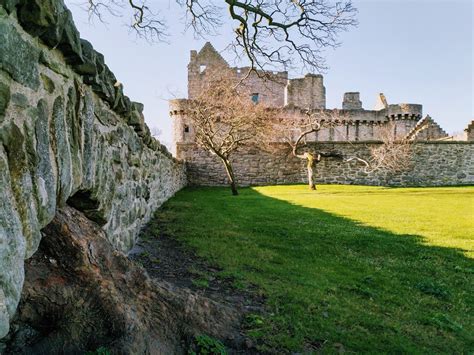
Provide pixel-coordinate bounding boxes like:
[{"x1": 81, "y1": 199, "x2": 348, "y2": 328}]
[{"x1": 157, "y1": 185, "x2": 474, "y2": 353}]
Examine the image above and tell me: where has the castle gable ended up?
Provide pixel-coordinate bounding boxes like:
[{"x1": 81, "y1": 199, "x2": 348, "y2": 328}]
[{"x1": 193, "y1": 42, "x2": 228, "y2": 68}]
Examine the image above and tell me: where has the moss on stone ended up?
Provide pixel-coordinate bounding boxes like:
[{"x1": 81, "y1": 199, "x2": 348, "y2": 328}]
[{"x1": 40, "y1": 73, "x2": 55, "y2": 93}]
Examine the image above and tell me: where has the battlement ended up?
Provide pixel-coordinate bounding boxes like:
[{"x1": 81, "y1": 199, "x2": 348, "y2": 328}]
[
  {"x1": 386, "y1": 104, "x2": 423, "y2": 120},
  {"x1": 342, "y1": 92, "x2": 363, "y2": 110},
  {"x1": 169, "y1": 98, "x2": 190, "y2": 115}
]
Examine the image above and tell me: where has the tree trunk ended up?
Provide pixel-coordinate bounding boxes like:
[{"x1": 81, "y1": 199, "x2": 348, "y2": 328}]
[
  {"x1": 307, "y1": 164, "x2": 316, "y2": 190},
  {"x1": 221, "y1": 158, "x2": 239, "y2": 196},
  {"x1": 305, "y1": 153, "x2": 317, "y2": 190}
]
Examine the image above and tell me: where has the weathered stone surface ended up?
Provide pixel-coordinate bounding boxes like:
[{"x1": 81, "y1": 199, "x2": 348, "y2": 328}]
[
  {"x1": 10, "y1": 93, "x2": 27, "y2": 109},
  {"x1": 3, "y1": 207, "x2": 244, "y2": 353},
  {"x1": 51, "y1": 96, "x2": 73, "y2": 206},
  {"x1": 0, "y1": 80, "x2": 9, "y2": 117},
  {"x1": 34, "y1": 99, "x2": 57, "y2": 226},
  {"x1": 0, "y1": 120, "x2": 42, "y2": 259},
  {"x1": 0, "y1": 146, "x2": 25, "y2": 339},
  {"x1": 74, "y1": 39, "x2": 97, "y2": 75},
  {"x1": 179, "y1": 141, "x2": 474, "y2": 187},
  {"x1": 0, "y1": 6, "x2": 187, "y2": 339},
  {"x1": 0, "y1": 10, "x2": 40, "y2": 89},
  {"x1": 17, "y1": 0, "x2": 83, "y2": 64},
  {"x1": 0, "y1": 0, "x2": 20, "y2": 14},
  {"x1": 40, "y1": 73, "x2": 55, "y2": 93},
  {"x1": 0, "y1": 289, "x2": 8, "y2": 339}
]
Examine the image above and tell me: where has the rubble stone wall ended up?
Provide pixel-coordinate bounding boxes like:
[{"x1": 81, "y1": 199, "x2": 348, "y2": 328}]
[
  {"x1": 0, "y1": 1, "x2": 186, "y2": 338},
  {"x1": 178, "y1": 141, "x2": 474, "y2": 187}
]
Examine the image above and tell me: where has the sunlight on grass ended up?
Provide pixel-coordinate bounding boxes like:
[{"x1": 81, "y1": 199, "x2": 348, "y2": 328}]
[
  {"x1": 158, "y1": 185, "x2": 474, "y2": 352},
  {"x1": 253, "y1": 185, "x2": 474, "y2": 258}
]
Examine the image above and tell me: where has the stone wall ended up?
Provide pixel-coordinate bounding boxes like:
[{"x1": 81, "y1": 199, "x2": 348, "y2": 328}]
[
  {"x1": 0, "y1": 1, "x2": 186, "y2": 338},
  {"x1": 178, "y1": 141, "x2": 474, "y2": 187}
]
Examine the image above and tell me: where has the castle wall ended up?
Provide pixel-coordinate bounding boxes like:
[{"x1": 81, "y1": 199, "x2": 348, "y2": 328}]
[
  {"x1": 177, "y1": 141, "x2": 474, "y2": 187},
  {"x1": 234, "y1": 68, "x2": 287, "y2": 107},
  {"x1": 0, "y1": 3, "x2": 186, "y2": 338}
]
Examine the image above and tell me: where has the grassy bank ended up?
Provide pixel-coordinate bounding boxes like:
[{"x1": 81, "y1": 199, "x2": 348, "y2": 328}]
[{"x1": 156, "y1": 185, "x2": 474, "y2": 352}]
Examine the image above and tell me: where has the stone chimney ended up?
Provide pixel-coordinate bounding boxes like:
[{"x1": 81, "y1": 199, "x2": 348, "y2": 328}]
[{"x1": 465, "y1": 121, "x2": 474, "y2": 141}]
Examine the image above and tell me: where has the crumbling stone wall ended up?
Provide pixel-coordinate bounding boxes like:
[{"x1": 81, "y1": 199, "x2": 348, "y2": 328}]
[
  {"x1": 188, "y1": 42, "x2": 288, "y2": 107},
  {"x1": 178, "y1": 141, "x2": 474, "y2": 187},
  {"x1": 0, "y1": 1, "x2": 186, "y2": 338}
]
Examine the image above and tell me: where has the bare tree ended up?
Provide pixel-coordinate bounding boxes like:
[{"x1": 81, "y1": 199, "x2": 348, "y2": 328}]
[
  {"x1": 273, "y1": 109, "x2": 344, "y2": 189},
  {"x1": 344, "y1": 122, "x2": 414, "y2": 174},
  {"x1": 273, "y1": 110, "x2": 429, "y2": 190},
  {"x1": 184, "y1": 70, "x2": 272, "y2": 195},
  {"x1": 81, "y1": 0, "x2": 357, "y2": 73}
]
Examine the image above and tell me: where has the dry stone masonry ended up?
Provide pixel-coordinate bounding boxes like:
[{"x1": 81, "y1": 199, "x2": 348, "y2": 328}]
[
  {"x1": 0, "y1": 0, "x2": 186, "y2": 338},
  {"x1": 170, "y1": 42, "x2": 473, "y2": 187}
]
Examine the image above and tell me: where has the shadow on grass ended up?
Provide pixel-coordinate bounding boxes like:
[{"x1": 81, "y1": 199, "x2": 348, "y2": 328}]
[{"x1": 158, "y1": 186, "x2": 474, "y2": 353}]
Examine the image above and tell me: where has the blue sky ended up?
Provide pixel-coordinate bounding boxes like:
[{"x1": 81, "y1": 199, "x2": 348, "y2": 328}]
[{"x1": 65, "y1": 0, "x2": 473, "y2": 146}]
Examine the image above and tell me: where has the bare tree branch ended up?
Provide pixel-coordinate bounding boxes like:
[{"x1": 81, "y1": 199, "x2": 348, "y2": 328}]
[{"x1": 81, "y1": 0, "x2": 357, "y2": 72}]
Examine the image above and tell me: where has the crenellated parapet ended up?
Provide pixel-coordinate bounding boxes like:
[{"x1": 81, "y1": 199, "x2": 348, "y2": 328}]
[
  {"x1": 169, "y1": 98, "x2": 191, "y2": 116},
  {"x1": 385, "y1": 104, "x2": 423, "y2": 120}
]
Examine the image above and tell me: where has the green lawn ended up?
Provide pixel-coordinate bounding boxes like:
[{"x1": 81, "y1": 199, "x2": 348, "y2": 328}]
[{"x1": 157, "y1": 185, "x2": 474, "y2": 353}]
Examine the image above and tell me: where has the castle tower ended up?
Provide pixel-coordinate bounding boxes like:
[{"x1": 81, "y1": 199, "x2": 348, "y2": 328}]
[
  {"x1": 169, "y1": 99, "x2": 194, "y2": 157},
  {"x1": 285, "y1": 74, "x2": 326, "y2": 109},
  {"x1": 188, "y1": 42, "x2": 229, "y2": 99}
]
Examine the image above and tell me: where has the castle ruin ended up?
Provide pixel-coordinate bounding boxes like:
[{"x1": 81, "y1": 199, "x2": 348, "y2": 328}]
[
  {"x1": 171, "y1": 42, "x2": 448, "y2": 152},
  {"x1": 169, "y1": 42, "x2": 472, "y2": 187}
]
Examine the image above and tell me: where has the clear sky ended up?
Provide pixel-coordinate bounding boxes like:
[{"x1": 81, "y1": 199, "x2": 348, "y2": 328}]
[{"x1": 65, "y1": 0, "x2": 473, "y2": 147}]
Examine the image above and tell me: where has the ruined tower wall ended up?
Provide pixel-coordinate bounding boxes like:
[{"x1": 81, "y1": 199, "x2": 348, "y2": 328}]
[
  {"x1": 286, "y1": 74, "x2": 326, "y2": 109},
  {"x1": 234, "y1": 68, "x2": 287, "y2": 107},
  {"x1": 187, "y1": 43, "x2": 288, "y2": 107}
]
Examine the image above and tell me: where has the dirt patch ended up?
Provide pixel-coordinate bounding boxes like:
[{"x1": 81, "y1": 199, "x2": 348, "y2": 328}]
[
  {"x1": 2, "y1": 207, "x2": 265, "y2": 354},
  {"x1": 129, "y1": 218, "x2": 267, "y2": 349}
]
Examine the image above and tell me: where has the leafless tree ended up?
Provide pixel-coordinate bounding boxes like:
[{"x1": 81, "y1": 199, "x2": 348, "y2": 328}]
[
  {"x1": 345, "y1": 122, "x2": 412, "y2": 174},
  {"x1": 184, "y1": 70, "x2": 272, "y2": 195},
  {"x1": 272, "y1": 109, "x2": 344, "y2": 189},
  {"x1": 273, "y1": 110, "x2": 429, "y2": 190},
  {"x1": 81, "y1": 0, "x2": 357, "y2": 73}
]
